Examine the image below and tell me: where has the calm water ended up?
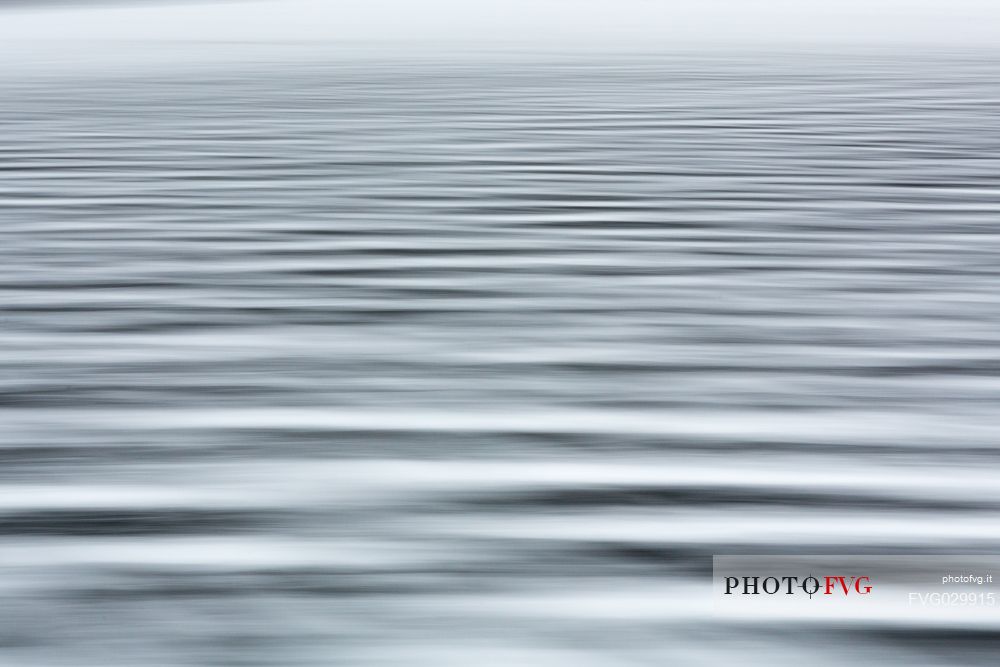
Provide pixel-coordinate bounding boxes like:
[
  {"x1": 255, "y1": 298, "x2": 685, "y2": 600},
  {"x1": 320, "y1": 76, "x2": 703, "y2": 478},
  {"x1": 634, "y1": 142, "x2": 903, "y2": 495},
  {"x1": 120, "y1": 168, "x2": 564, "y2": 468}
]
[{"x1": 2, "y1": 45, "x2": 1000, "y2": 665}]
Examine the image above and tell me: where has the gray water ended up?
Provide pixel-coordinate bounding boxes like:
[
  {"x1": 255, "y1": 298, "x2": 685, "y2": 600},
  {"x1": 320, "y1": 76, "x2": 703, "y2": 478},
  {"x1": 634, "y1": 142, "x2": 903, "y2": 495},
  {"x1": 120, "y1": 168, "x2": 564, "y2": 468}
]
[{"x1": 2, "y1": 46, "x2": 1000, "y2": 666}]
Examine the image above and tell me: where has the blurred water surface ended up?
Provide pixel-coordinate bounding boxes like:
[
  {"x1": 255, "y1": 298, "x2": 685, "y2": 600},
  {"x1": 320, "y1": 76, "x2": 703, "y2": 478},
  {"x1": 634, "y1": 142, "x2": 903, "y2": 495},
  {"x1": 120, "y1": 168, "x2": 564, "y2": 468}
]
[{"x1": 2, "y1": 45, "x2": 1000, "y2": 665}]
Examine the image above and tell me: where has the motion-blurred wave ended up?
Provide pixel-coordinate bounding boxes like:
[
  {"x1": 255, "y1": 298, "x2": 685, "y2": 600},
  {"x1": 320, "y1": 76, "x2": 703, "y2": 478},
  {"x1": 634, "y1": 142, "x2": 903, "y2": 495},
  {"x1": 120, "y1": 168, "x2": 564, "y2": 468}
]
[{"x1": 1, "y1": 48, "x2": 1000, "y2": 665}]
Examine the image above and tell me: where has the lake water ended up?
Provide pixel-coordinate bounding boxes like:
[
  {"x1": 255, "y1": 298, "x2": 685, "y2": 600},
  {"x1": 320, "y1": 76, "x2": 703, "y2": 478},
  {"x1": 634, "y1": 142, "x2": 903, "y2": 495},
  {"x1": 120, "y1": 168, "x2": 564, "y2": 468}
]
[{"x1": 2, "y1": 44, "x2": 1000, "y2": 665}]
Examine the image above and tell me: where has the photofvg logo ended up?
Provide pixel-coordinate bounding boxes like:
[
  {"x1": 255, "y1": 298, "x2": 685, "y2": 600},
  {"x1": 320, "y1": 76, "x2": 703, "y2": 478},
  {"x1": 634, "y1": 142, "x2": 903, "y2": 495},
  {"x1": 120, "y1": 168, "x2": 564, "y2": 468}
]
[
  {"x1": 724, "y1": 574, "x2": 872, "y2": 598},
  {"x1": 713, "y1": 555, "x2": 1000, "y2": 622}
]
